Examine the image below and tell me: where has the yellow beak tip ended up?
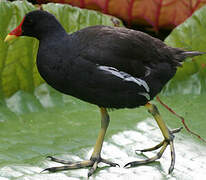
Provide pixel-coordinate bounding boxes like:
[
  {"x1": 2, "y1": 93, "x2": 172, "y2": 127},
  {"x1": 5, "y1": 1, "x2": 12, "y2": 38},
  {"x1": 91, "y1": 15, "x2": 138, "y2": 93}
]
[{"x1": 4, "y1": 34, "x2": 18, "y2": 43}]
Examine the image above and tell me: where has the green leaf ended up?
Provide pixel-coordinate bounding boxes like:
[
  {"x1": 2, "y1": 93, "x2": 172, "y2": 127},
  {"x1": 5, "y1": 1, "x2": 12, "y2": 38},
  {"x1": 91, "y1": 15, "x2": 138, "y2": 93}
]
[
  {"x1": 0, "y1": 0, "x2": 38, "y2": 98},
  {"x1": 163, "y1": 6, "x2": 206, "y2": 95},
  {"x1": 0, "y1": 0, "x2": 123, "y2": 98}
]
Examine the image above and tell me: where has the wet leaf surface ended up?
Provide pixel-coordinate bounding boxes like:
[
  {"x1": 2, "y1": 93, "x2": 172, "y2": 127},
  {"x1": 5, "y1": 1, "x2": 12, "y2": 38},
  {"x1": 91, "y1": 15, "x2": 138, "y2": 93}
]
[{"x1": 0, "y1": 89, "x2": 205, "y2": 179}]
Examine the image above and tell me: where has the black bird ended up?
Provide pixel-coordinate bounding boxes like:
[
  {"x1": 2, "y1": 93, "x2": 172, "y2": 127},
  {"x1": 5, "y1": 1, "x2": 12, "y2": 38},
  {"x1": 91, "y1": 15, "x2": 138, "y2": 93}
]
[{"x1": 5, "y1": 10, "x2": 204, "y2": 177}]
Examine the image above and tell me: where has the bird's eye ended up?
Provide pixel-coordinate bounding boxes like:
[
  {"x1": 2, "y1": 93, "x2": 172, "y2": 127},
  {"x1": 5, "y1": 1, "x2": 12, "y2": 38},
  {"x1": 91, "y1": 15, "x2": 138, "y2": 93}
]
[{"x1": 25, "y1": 18, "x2": 33, "y2": 26}]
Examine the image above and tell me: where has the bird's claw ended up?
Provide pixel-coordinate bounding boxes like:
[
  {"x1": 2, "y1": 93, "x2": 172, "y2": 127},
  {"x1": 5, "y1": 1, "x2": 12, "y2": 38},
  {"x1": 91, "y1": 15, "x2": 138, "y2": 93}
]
[
  {"x1": 46, "y1": 156, "x2": 54, "y2": 160},
  {"x1": 41, "y1": 167, "x2": 57, "y2": 173},
  {"x1": 125, "y1": 127, "x2": 182, "y2": 174},
  {"x1": 100, "y1": 158, "x2": 120, "y2": 167},
  {"x1": 42, "y1": 156, "x2": 119, "y2": 177},
  {"x1": 124, "y1": 162, "x2": 135, "y2": 168}
]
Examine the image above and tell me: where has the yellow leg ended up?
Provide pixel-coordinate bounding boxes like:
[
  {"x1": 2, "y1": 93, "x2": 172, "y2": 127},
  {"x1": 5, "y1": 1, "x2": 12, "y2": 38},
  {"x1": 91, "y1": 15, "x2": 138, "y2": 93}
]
[
  {"x1": 125, "y1": 103, "x2": 182, "y2": 174},
  {"x1": 145, "y1": 103, "x2": 171, "y2": 140},
  {"x1": 88, "y1": 108, "x2": 119, "y2": 176},
  {"x1": 42, "y1": 107, "x2": 118, "y2": 177},
  {"x1": 91, "y1": 108, "x2": 110, "y2": 158}
]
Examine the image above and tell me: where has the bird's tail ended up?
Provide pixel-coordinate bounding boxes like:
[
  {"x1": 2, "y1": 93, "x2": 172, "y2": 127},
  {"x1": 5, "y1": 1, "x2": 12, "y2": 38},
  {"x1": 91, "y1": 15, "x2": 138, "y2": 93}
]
[
  {"x1": 180, "y1": 51, "x2": 206, "y2": 59},
  {"x1": 173, "y1": 49, "x2": 205, "y2": 66}
]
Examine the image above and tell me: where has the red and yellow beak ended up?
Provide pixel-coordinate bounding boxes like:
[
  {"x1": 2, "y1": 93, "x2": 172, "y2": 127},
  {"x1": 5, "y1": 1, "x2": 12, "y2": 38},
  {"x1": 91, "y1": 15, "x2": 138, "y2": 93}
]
[
  {"x1": 4, "y1": 34, "x2": 18, "y2": 42},
  {"x1": 4, "y1": 17, "x2": 25, "y2": 42}
]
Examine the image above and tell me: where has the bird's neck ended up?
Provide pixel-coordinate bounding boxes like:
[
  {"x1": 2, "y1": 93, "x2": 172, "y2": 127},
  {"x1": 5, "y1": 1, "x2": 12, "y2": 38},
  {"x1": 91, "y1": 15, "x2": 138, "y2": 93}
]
[
  {"x1": 37, "y1": 29, "x2": 66, "y2": 42},
  {"x1": 36, "y1": 19, "x2": 68, "y2": 41}
]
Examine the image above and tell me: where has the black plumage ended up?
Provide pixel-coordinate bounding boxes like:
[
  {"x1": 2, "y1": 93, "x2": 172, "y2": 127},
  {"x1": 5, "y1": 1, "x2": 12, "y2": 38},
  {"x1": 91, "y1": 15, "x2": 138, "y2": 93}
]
[
  {"x1": 5, "y1": 10, "x2": 205, "y2": 176},
  {"x1": 17, "y1": 10, "x2": 202, "y2": 109}
]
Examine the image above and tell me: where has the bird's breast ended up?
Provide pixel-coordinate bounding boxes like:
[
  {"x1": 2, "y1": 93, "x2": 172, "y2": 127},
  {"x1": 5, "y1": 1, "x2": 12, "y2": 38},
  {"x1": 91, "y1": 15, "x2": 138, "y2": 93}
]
[{"x1": 36, "y1": 49, "x2": 75, "y2": 94}]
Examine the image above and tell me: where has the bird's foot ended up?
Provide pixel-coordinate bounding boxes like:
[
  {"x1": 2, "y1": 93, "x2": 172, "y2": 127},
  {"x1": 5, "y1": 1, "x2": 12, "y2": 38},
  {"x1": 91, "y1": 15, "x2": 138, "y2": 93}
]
[
  {"x1": 124, "y1": 127, "x2": 183, "y2": 174},
  {"x1": 42, "y1": 156, "x2": 119, "y2": 177}
]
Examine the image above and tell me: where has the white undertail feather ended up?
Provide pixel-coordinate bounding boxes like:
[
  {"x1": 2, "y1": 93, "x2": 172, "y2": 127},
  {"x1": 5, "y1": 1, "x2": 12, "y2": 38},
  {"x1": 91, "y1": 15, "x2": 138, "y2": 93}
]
[{"x1": 181, "y1": 51, "x2": 206, "y2": 58}]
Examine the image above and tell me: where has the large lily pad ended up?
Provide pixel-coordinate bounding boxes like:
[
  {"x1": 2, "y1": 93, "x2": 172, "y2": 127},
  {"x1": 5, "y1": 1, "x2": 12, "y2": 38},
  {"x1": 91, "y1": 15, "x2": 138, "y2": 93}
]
[
  {"x1": 38, "y1": 0, "x2": 206, "y2": 31},
  {"x1": 0, "y1": 0, "x2": 205, "y2": 180},
  {"x1": 0, "y1": 89, "x2": 206, "y2": 179}
]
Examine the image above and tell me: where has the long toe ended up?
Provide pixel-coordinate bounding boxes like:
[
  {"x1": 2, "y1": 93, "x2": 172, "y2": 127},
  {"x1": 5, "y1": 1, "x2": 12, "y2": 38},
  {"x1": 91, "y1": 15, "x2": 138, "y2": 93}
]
[
  {"x1": 42, "y1": 156, "x2": 118, "y2": 176},
  {"x1": 125, "y1": 127, "x2": 182, "y2": 173},
  {"x1": 42, "y1": 160, "x2": 93, "y2": 173},
  {"x1": 101, "y1": 158, "x2": 120, "y2": 167},
  {"x1": 47, "y1": 156, "x2": 74, "y2": 164}
]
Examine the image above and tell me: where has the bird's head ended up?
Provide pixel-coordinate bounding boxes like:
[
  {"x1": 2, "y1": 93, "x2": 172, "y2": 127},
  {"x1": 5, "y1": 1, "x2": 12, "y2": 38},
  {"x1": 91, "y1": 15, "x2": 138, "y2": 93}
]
[{"x1": 4, "y1": 10, "x2": 65, "y2": 42}]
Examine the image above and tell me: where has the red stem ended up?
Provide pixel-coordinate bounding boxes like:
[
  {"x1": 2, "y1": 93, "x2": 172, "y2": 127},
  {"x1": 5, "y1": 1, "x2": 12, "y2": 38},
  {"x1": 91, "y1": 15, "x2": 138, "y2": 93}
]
[
  {"x1": 79, "y1": 0, "x2": 85, "y2": 8},
  {"x1": 153, "y1": 0, "x2": 163, "y2": 32},
  {"x1": 156, "y1": 96, "x2": 206, "y2": 143},
  {"x1": 103, "y1": 0, "x2": 109, "y2": 14},
  {"x1": 59, "y1": 0, "x2": 65, "y2": 4},
  {"x1": 192, "y1": 0, "x2": 201, "y2": 13},
  {"x1": 128, "y1": 0, "x2": 135, "y2": 26}
]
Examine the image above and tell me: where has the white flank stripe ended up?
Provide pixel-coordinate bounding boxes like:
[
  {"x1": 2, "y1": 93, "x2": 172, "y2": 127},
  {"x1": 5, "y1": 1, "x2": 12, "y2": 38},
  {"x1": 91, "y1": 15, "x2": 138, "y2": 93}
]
[
  {"x1": 98, "y1": 65, "x2": 150, "y2": 94},
  {"x1": 138, "y1": 92, "x2": 150, "y2": 100}
]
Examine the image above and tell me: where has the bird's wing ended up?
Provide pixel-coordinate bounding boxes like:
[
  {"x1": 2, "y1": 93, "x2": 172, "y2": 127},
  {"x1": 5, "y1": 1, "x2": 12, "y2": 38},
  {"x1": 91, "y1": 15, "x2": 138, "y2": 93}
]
[
  {"x1": 96, "y1": 65, "x2": 150, "y2": 95},
  {"x1": 67, "y1": 56, "x2": 151, "y2": 108},
  {"x1": 72, "y1": 25, "x2": 173, "y2": 78}
]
